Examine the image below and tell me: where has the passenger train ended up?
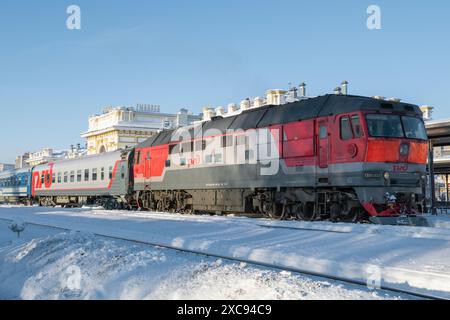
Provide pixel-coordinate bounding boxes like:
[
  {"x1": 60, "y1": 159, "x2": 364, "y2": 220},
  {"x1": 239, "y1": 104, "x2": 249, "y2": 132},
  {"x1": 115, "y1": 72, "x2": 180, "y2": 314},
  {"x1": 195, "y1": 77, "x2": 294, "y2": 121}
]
[{"x1": 0, "y1": 94, "x2": 430, "y2": 225}]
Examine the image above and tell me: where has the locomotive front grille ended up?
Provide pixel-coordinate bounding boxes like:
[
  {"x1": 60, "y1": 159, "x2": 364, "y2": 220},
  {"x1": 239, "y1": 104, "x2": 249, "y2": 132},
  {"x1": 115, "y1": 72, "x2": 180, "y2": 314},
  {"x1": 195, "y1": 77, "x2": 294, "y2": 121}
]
[{"x1": 388, "y1": 172, "x2": 422, "y2": 186}]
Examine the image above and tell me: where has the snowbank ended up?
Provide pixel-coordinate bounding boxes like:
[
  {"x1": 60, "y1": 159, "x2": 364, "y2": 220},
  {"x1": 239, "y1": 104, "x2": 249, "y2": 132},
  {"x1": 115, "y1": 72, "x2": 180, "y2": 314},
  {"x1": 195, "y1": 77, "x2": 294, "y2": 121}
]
[
  {"x1": 0, "y1": 221, "x2": 404, "y2": 300},
  {"x1": 1, "y1": 206, "x2": 450, "y2": 299}
]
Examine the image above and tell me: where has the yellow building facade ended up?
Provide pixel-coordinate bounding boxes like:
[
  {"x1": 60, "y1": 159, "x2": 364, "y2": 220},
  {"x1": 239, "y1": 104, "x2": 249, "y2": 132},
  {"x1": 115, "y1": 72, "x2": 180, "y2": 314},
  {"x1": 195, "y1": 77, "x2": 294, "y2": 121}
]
[{"x1": 81, "y1": 105, "x2": 201, "y2": 155}]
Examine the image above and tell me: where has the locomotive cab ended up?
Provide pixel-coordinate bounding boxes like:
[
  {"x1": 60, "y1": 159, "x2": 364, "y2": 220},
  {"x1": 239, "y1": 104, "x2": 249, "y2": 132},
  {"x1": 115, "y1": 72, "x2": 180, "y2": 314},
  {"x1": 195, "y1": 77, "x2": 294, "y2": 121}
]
[{"x1": 354, "y1": 111, "x2": 429, "y2": 225}]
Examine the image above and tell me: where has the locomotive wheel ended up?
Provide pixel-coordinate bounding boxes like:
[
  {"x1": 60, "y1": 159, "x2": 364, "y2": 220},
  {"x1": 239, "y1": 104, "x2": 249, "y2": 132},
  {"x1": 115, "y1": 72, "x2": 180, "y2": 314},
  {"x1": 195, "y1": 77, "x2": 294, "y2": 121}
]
[
  {"x1": 330, "y1": 203, "x2": 341, "y2": 222},
  {"x1": 341, "y1": 208, "x2": 363, "y2": 223},
  {"x1": 262, "y1": 202, "x2": 283, "y2": 220},
  {"x1": 297, "y1": 202, "x2": 315, "y2": 221}
]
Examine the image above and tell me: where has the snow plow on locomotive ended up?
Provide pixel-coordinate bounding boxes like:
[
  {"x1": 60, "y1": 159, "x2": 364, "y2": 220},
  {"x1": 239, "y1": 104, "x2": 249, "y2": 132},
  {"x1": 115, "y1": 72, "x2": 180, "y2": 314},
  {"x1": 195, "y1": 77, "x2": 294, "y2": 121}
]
[{"x1": 2, "y1": 94, "x2": 430, "y2": 226}]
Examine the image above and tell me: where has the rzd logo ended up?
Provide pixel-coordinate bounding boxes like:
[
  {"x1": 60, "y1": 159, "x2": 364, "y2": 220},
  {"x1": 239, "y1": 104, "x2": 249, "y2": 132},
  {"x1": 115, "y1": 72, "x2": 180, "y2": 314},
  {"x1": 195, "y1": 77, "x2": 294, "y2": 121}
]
[{"x1": 31, "y1": 163, "x2": 54, "y2": 196}]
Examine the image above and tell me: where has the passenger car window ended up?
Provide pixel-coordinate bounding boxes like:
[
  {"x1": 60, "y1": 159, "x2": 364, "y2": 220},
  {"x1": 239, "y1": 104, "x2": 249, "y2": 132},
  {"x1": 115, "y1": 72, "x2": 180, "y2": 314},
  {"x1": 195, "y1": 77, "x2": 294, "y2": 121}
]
[{"x1": 84, "y1": 169, "x2": 90, "y2": 181}]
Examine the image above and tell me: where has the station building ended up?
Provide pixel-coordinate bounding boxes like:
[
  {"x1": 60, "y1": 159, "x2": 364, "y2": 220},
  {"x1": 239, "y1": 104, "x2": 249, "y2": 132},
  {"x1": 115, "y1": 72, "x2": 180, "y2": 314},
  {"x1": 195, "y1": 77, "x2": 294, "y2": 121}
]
[
  {"x1": 81, "y1": 104, "x2": 201, "y2": 155},
  {"x1": 0, "y1": 164, "x2": 14, "y2": 172}
]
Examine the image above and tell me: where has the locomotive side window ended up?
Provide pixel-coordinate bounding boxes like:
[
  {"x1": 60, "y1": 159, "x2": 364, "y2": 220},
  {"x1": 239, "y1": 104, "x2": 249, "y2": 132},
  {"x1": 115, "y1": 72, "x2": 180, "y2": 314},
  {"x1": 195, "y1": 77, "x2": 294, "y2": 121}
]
[
  {"x1": 181, "y1": 141, "x2": 193, "y2": 153},
  {"x1": 195, "y1": 140, "x2": 206, "y2": 151},
  {"x1": 340, "y1": 117, "x2": 353, "y2": 140},
  {"x1": 84, "y1": 169, "x2": 90, "y2": 181},
  {"x1": 135, "y1": 151, "x2": 141, "y2": 164},
  {"x1": 92, "y1": 168, "x2": 98, "y2": 181},
  {"x1": 319, "y1": 125, "x2": 327, "y2": 139},
  {"x1": 351, "y1": 116, "x2": 363, "y2": 138},
  {"x1": 70, "y1": 171, "x2": 75, "y2": 183},
  {"x1": 57, "y1": 172, "x2": 62, "y2": 184},
  {"x1": 169, "y1": 144, "x2": 180, "y2": 154},
  {"x1": 77, "y1": 170, "x2": 82, "y2": 182},
  {"x1": 109, "y1": 166, "x2": 113, "y2": 179},
  {"x1": 52, "y1": 173, "x2": 56, "y2": 184},
  {"x1": 236, "y1": 135, "x2": 246, "y2": 145},
  {"x1": 64, "y1": 172, "x2": 68, "y2": 183},
  {"x1": 222, "y1": 135, "x2": 233, "y2": 148},
  {"x1": 101, "y1": 167, "x2": 105, "y2": 180}
]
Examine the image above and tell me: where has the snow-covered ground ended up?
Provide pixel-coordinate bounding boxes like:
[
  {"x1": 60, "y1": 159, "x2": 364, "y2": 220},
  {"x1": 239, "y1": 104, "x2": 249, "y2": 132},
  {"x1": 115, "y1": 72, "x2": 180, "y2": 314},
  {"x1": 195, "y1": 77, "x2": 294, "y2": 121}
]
[
  {"x1": 1, "y1": 206, "x2": 450, "y2": 299},
  {"x1": 0, "y1": 217, "x2": 409, "y2": 300}
]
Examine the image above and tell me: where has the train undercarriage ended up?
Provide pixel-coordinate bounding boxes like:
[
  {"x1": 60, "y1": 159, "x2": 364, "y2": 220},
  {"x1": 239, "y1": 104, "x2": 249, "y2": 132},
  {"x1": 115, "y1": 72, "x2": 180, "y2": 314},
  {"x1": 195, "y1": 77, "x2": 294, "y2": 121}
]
[
  {"x1": 131, "y1": 188, "x2": 368, "y2": 223},
  {"x1": 31, "y1": 187, "x2": 428, "y2": 226}
]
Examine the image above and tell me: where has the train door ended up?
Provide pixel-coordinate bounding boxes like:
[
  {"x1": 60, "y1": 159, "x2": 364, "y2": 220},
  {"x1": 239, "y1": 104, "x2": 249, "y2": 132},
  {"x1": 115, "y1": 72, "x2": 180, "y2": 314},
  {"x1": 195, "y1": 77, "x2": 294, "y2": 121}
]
[
  {"x1": 144, "y1": 149, "x2": 152, "y2": 188},
  {"x1": 318, "y1": 120, "x2": 329, "y2": 169}
]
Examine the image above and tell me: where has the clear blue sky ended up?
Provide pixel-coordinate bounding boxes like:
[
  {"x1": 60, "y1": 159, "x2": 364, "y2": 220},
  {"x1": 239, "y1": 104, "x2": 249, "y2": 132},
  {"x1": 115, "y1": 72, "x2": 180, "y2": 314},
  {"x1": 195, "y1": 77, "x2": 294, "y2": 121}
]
[{"x1": 1, "y1": 0, "x2": 449, "y2": 163}]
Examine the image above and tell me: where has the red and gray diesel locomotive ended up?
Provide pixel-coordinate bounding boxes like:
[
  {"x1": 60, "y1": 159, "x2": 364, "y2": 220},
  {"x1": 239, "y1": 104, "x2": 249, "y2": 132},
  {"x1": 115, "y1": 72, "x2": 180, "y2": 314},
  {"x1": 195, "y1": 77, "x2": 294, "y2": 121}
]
[{"x1": 7, "y1": 94, "x2": 429, "y2": 225}]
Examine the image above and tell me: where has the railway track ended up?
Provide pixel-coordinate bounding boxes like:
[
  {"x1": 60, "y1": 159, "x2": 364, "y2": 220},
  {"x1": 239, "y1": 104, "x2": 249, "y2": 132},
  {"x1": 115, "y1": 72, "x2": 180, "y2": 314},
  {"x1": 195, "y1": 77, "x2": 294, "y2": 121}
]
[{"x1": 0, "y1": 217, "x2": 445, "y2": 300}]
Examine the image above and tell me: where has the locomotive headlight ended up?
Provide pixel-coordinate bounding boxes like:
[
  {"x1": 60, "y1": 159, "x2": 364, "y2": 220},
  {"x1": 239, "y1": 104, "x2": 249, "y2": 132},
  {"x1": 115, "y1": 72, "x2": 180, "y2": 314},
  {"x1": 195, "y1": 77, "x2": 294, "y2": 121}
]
[
  {"x1": 400, "y1": 143, "x2": 410, "y2": 156},
  {"x1": 384, "y1": 172, "x2": 390, "y2": 180}
]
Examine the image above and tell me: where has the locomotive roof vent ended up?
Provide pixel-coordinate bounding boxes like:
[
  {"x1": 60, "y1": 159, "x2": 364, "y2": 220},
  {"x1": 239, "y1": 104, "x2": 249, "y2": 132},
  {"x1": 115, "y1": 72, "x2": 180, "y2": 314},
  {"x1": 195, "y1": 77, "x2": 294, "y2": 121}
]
[
  {"x1": 334, "y1": 87, "x2": 342, "y2": 95},
  {"x1": 240, "y1": 99, "x2": 251, "y2": 110},
  {"x1": 388, "y1": 97, "x2": 402, "y2": 103},
  {"x1": 202, "y1": 107, "x2": 216, "y2": 121},
  {"x1": 253, "y1": 97, "x2": 266, "y2": 108},
  {"x1": 299, "y1": 83, "x2": 307, "y2": 98},
  {"x1": 227, "y1": 103, "x2": 238, "y2": 114},
  {"x1": 215, "y1": 106, "x2": 226, "y2": 116},
  {"x1": 373, "y1": 96, "x2": 386, "y2": 100},
  {"x1": 341, "y1": 81, "x2": 349, "y2": 95}
]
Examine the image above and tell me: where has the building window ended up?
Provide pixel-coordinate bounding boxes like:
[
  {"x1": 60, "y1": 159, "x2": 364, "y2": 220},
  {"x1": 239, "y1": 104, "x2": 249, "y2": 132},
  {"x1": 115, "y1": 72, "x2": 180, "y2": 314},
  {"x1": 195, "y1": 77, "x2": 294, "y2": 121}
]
[
  {"x1": 92, "y1": 168, "x2": 98, "y2": 181},
  {"x1": 77, "y1": 170, "x2": 82, "y2": 182},
  {"x1": 84, "y1": 169, "x2": 90, "y2": 181}
]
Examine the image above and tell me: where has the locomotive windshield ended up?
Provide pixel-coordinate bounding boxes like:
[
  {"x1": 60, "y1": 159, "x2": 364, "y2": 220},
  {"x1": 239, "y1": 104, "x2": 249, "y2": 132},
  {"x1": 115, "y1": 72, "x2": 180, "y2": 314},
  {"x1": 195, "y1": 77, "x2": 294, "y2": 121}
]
[
  {"x1": 366, "y1": 114, "x2": 427, "y2": 140},
  {"x1": 401, "y1": 116, "x2": 428, "y2": 140}
]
